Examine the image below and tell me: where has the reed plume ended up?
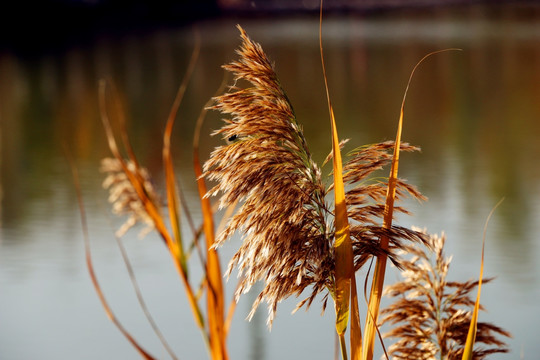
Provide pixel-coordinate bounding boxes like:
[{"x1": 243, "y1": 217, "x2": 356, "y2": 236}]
[
  {"x1": 101, "y1": 157, "x2": 161, "y2": 238},
  {"x1": 380, "y1": 229, "x2": 510, "y2": 360},
  {"x1": 205, "y1": 25, "x2": 330, "y2": 325},
  {"x1": 343, "y1": 141, "x2": 427, "y2": 271},
  {"x1": 204, "y1": 25, "x2": 427, "y2": 326}
]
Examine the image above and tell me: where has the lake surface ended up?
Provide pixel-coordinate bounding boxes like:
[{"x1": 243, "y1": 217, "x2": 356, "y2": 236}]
[{"x1": 2, "y1": 5, "x2": 540, "y2": 359}]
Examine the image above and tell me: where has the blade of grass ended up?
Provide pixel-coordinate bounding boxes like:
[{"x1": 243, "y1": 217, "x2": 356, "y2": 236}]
[
  {"x1": 107, "y1": 80, "x2": 143, "y2": 171},
  {"x1": 68, "y1": 154, "x2": 156, "y2": 360},
  {"x1": 99, "y1": 80, "x2": 207, "y2": 342},
  {"x1": 319, "y1": 2, "x2": 360, "y2": 358},
  {"x1": 157, "y1": 32, "x2": 216, "y2": 349},
  {"x1": 361, "y1": 95, "x2": 403, "y2": 360},
  {"x1": 362, "y1": 49, "x2": 461, "y2": 360},
  {"x1": 361, "y1": 256, "x2": 389, "y2": 360},
  {"x1": 163, "y1": 29, "x2": 201, "y2": 277},
  {"x1": 193, "y1": 74, "x2": 229, "y2": 360},
  {"x1": 462, "y1": 198, "x2": 504, "y2": 360},
  {"x1": 350, "y1": 275, "x2": 362, "y2": 360},
  {"x1": 99, "y1": 81, "x2": 171, "y2": 246},
  {"x1": 114, "y1": 233, "x2": 178, "y2": 360}
]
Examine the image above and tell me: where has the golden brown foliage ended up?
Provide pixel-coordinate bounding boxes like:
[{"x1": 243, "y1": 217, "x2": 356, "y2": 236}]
[{"x1": 97, "y1": 37, "x2": 229, "y2": 358}]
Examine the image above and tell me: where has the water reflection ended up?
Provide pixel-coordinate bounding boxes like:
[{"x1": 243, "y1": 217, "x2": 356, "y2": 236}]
[{"x1": 2, "y1": 5, "x2": 540, "y2": 359}]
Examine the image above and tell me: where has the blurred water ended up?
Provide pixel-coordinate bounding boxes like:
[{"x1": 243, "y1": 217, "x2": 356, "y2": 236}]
[{"x1": 2, "y1": 5, "x2": 540, "y2": 359}]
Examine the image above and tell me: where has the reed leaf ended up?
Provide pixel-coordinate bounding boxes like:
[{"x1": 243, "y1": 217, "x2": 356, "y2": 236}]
[
  {"x1": 99, "y1": 79, "x2": 207, "y2": 339},
  {"x1": 361, "y1": 110, "x2": 402, "y2": 360},
  {"x1": 362, "y1": 62, "x2": 408, "y2": 360},
  {"x1": 164, "y1": 112, "x2": 187, "y2": 273},
  {"x1": 162, "y1": 31, "x2": 200, "y2": 276},
  {"x1": 319, "y1": 4, "x2": 361, "y2": 357},
  {"x1": 159, "y1": 39, "x2": 212, "y2": 339},
  {"x1": 319, "y1": 0, "x2": 361, "y2": 359},
  {"x1": 194, "y1": 80, "x2": 228, "y2": 360},
  {"x1": 462, "y1": 199, "x2": 504, "y2": 360},
  {"x1": 350, "y1": 277, "x2": 362, "y2": 360},
  {"x1": 321, "y1": 23, "x2": 352, "y2": 343},
  {"x1": 362, "y1": 50, "x2": 458, "y2": 360},
  {"x1": 330, "y1": 102, "x2": 354, "y2": 355}
]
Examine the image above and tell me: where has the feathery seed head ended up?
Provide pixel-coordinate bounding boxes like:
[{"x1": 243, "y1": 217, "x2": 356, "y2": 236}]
[
  {"x1": 380, "y1": 229, "x2": 510, "y2": 360},
  {"x1": 204, "y1": 26, "x2": 330, "y2": 326},
  {"x1": 205, "y1": 25, "x2": 429, "y2": 327},
  {"x1": 101, "y1": 157, "x2": 160, "y2": 238}
]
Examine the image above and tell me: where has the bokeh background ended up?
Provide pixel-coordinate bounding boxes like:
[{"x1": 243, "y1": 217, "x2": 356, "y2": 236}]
[{"x1": 1, "y1": 1, "x2": 540, "y2": 359}]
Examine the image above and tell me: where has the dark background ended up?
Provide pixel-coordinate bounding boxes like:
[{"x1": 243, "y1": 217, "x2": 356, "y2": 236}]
[{"x1": 1, "y1": 0, "x2": 533, "y2": 55}]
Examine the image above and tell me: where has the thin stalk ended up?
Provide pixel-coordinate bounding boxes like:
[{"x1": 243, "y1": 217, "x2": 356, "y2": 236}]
[
  {"x1": 68, "y1": 155, "x2": 156, "y2": 360},
  {"x1": 319, "y1": 2, "x2": 361, "y2": 358},
  {"x1": 115, "y1": 235, "x2": 178, "y2": 360},
  {"x1": 162, "y1": 28, "x2": 201, "y2": 277},
  {"x1": 193, "y1": 73, "x2": 229, "y2": 360},
  {"x1": 99, "y1": 80, "x2": 208, "y2": 345},
  {"x1": 339, "y1": 333, "x2": 349, "y2": 360},
  {"x1": 362, "y1": 49, "x2": 461, "y2": 360},
  {"x1": 462, "y1": 198, "x2": 504, "y2": 360}
]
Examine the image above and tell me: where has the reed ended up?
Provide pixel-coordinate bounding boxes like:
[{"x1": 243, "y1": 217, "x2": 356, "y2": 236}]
[
  {"x1": 204, "y1": 25, "x2": 510, "y2": 360},
  {"x1": 89, "y1": 38, "x2": 232, "y2": 359},
  {"x1": 380, "y1": 230, "x2": 511, "y2": 359},
  {"x1": 204, "y1": 24, "x2": 426, "y2": 347},
  {"x1": 83, "y1": 19, "x2": 511, "y2": 360}
]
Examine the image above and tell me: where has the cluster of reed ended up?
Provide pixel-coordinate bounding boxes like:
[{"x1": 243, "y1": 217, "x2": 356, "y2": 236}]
[
  {"x1": 202, "y1": 25, "x2": 510, "y2": 359},
  {"x1": 79, "y1": 41, "x2": 232, "y2": 359},
  {"x1": 81, "y1": 21, "x2": 511, "y2": 360}
]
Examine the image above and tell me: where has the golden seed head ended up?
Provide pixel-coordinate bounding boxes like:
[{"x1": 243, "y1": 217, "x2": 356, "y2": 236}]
[
  {"x1": 380, "y1": 229, "x2": 511, "y2": 360},
  {"x1": 205, "y1": 26, "x2": 429, "y2": 327}
]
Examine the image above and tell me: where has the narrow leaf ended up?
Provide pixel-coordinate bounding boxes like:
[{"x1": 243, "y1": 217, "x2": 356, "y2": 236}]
[
  {"x1": 362, "y1": 109, "x2": 402, "y2": 360},
  {"x1": 68, "y1": 155, "x2": 156, "y2": 360},
  {"x1": 350, "y1": 276, "x2": 363, "y2": 360},
  {"x1": 99, "y1": 81, "x2": 171, "y2": 245},
  {"x1": 99, "y1": 75, "x2": 207, "y2": 338},
  {"x1": 462, "y1": 199, "x2": 504, "y2": 360},
  {"x1": 319, "y1": 3, "x2": 357, "y2": 356},
  {"x1": 362, "y1": 50, "x2": 460, "y2": 360},
  {"x1": 329, "y1": 104, "x2": 352, "y2": 335},
  {"x1": 162, "y1": 32, "x2": 200, "y2": 276},
  {"x1": 193, "y1": 77, "x2": 229, "y2": 360},
  {"x1": 158, "y1": 36, "x2": 211, "y2": 338}
]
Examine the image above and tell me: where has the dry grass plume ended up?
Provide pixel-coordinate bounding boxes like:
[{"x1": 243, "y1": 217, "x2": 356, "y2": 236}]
[
  {"x1": 380, "y1": 229, "x2": 511, "y2": 359},
  {"x1": 204, "y1": 25, "x2": 427, "y2": 326}
]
